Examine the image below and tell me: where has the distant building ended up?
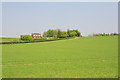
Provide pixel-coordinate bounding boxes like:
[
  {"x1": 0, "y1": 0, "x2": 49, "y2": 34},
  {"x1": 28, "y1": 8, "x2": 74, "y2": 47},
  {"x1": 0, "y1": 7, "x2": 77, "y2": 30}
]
[{"x1": 31, "y1": 33, "x2": 41, "y2": 39}]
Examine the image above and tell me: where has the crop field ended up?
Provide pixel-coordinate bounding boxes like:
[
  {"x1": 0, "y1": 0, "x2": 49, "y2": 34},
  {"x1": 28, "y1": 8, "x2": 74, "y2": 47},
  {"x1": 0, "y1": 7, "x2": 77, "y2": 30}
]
[
  {"x1": 2, "y1": 36, "x2": 118, "y2": 78},
  {"x1": 0, "y1": 38, "x2": 18, "y2": 43}
]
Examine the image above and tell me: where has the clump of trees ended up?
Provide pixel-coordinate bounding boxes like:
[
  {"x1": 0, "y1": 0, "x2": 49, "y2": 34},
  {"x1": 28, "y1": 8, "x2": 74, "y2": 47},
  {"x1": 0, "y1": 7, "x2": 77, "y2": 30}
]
[
  {"x1": 93, "y1": 32, "x2": 119, "y2": 36},
  {"x1": 20, "y1": 29, "x2": 81, "y2": 42},
  {"x1": 43, "y1": 29, "x2": 82, "y2": 38},
  {"x1": 43, "y1": 29, "x2": 58, "y2": 37},
  {"x1": 20, "y1": 35, "x2": 33, "y2": 41},
  {"x1": 67, "y1": 29, "x2": 81, "y2": 37}
]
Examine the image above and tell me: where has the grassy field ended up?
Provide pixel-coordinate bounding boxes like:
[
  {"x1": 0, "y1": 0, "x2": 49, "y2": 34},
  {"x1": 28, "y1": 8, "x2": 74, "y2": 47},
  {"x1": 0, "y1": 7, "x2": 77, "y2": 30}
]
[
  {"x1": 2, "y1": 36, "x2": 118, "y2": 78},
  {"x1": 0, "y1": 38, "x2": 18, "y2": 43}
]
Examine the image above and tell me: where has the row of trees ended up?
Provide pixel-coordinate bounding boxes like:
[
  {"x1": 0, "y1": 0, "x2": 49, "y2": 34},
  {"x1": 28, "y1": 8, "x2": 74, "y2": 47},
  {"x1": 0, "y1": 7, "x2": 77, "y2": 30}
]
[
  {"x1": 43, "y1": 29, "x2": 82, "y2": 38},
  {"x1": 93, "y1": 32, "x2": 119, "y2": 36}
]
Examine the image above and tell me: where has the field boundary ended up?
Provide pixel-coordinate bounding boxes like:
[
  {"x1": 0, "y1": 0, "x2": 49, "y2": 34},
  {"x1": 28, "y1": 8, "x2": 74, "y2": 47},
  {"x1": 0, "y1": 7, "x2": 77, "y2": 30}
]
[{"x1": 0, "y1": 37, "x2": 79, "y2": 44}]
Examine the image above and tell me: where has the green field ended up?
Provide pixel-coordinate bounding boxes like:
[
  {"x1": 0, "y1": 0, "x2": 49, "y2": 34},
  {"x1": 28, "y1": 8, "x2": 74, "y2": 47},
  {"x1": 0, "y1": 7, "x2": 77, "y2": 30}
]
[
  {"x1": 0, "y1": 38, "x2": 18, "y2": 43},
  {"x1": 2, "y1": 36, "x2": 118, "y2": 78}
]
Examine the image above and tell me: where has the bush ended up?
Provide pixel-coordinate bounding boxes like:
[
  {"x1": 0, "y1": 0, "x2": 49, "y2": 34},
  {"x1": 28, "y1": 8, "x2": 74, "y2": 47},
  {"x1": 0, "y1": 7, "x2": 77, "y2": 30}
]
[
  {"x1": 20, "y1": 35, "x2": 33, "y2": 41},
  {"x1": 47, "y1": 37, "x2": 58, "y2": 40},
  {"x1": 34, "y1": 37, "x2": 47, "y2": 41},
  {"x1": 33, "y1": 37, "x2": 58, "y2": 42},
  {"x1": 60, "y1": 34, "x2": 68, "y2": 38}
]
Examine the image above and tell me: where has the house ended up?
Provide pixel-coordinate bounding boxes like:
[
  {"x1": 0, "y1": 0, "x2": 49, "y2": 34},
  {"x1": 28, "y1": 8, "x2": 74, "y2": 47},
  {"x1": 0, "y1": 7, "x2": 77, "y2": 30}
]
[{"x1": 31, "y1": 33, "x2": 41, "y2": 39}]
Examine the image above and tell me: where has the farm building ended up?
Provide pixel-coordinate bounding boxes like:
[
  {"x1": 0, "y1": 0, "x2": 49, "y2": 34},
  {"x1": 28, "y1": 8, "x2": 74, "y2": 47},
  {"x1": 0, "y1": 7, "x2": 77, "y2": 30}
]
[{"x1": 31, "y1": 33, "x2": 41, "y2": 39}]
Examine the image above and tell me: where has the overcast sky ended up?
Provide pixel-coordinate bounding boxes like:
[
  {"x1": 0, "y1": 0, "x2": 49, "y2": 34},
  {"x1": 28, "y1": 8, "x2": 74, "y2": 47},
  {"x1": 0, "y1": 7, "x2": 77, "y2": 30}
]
[{"x1": 2, "y1": 2, "x2": 118, "y2": 37}]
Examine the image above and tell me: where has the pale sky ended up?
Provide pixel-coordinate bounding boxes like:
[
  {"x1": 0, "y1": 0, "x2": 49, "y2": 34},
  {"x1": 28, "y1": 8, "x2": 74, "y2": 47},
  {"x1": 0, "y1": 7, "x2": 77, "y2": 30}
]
[{"x1": 2, "y1": 2, "x2": 118, "y2": 37}]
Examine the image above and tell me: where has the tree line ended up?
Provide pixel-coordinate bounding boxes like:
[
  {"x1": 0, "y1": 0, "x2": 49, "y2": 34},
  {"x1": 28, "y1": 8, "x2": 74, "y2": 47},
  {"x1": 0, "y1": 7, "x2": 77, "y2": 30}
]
[
  {"x1": 93, "y1": 32, "x2": 119, "y2": 36},
  {"x1": 43, "y1": 29, "x2": 82, "y2": 38}
]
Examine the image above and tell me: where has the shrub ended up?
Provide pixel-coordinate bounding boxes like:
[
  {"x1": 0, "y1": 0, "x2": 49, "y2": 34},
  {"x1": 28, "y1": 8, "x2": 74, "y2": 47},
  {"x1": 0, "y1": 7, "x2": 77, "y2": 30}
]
[
  {"x1": 20, "y1": 35, "x2": 33, "y2": 41},
  {"x1": 47, "y1": 37, "x2": 58, "y2": 40},
  {"x1": 60, "y1": 34, "x2": 68, "y2": 38},
  {"x1": 34, "y1": 37, "x2": 47, "y2": 41}
]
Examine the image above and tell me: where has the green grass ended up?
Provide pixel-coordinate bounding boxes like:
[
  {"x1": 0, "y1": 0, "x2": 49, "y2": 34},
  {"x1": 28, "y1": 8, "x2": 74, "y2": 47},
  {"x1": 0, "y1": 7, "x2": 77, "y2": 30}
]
[
  {"x1": 0, "y1": 38, "x2": 19, "y2": 43},
  {"x1": 2, "y1": 36, "x2": 118, "y2": 78}
]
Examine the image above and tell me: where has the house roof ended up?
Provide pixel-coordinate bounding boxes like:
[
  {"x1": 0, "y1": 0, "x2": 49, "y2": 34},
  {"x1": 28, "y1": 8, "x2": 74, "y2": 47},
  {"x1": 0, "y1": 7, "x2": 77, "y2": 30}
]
[{"x1": 32, "y1": 33, "x2": 41, "y2": 35}]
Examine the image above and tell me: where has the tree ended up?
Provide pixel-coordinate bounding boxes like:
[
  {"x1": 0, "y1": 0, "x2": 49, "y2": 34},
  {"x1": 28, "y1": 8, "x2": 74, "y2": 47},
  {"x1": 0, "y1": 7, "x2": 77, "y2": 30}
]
[
  {"x1": 73, "y1": 30, "x2": 81, "y2": 37},
  {"x1": 46, "y1": 29, "x2": 55, "y2": 37},
  {"x1": 43, "y1": 29, "x2": 58, "y2": 37},
  {"x1": 57, "y1": 29, "x2": 62, "y2": 38},
  {"x1": 110, "y1": 33, "x2": 115, "y2": 36},
  {"x1": 60, "y1": 31, "x2": 69, "y2": 38},
  {"x1": 20, "y1": 35, "x2": 33, "y2": 41},
  {"x1": 20, "y1": 35, "x2": 25, "y2": 40},
  {"x1": 70, "y1": 31, "x2": 77, "y2": 37},
  {"x1": 43, "y1": 32, "x2": 47, "y2": 37},
  {"x1": 103, "y1": 33, "x2": 106, "y2": 36},
  {"x1": 105, "y1": 33, "x2": 109, "y2": 36},
  {"x1": 53, "y1": 30, "x2": 58, "y2": 37},
  {"x1": 25, "y1": 35, "x2": 33, "y2": 41},
  {"x1": 67, "y1": 29, "x2": 70, "y2": 37},
  {"x1": 113, "y1": 32, "x2": 118, "y2": 35}
]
